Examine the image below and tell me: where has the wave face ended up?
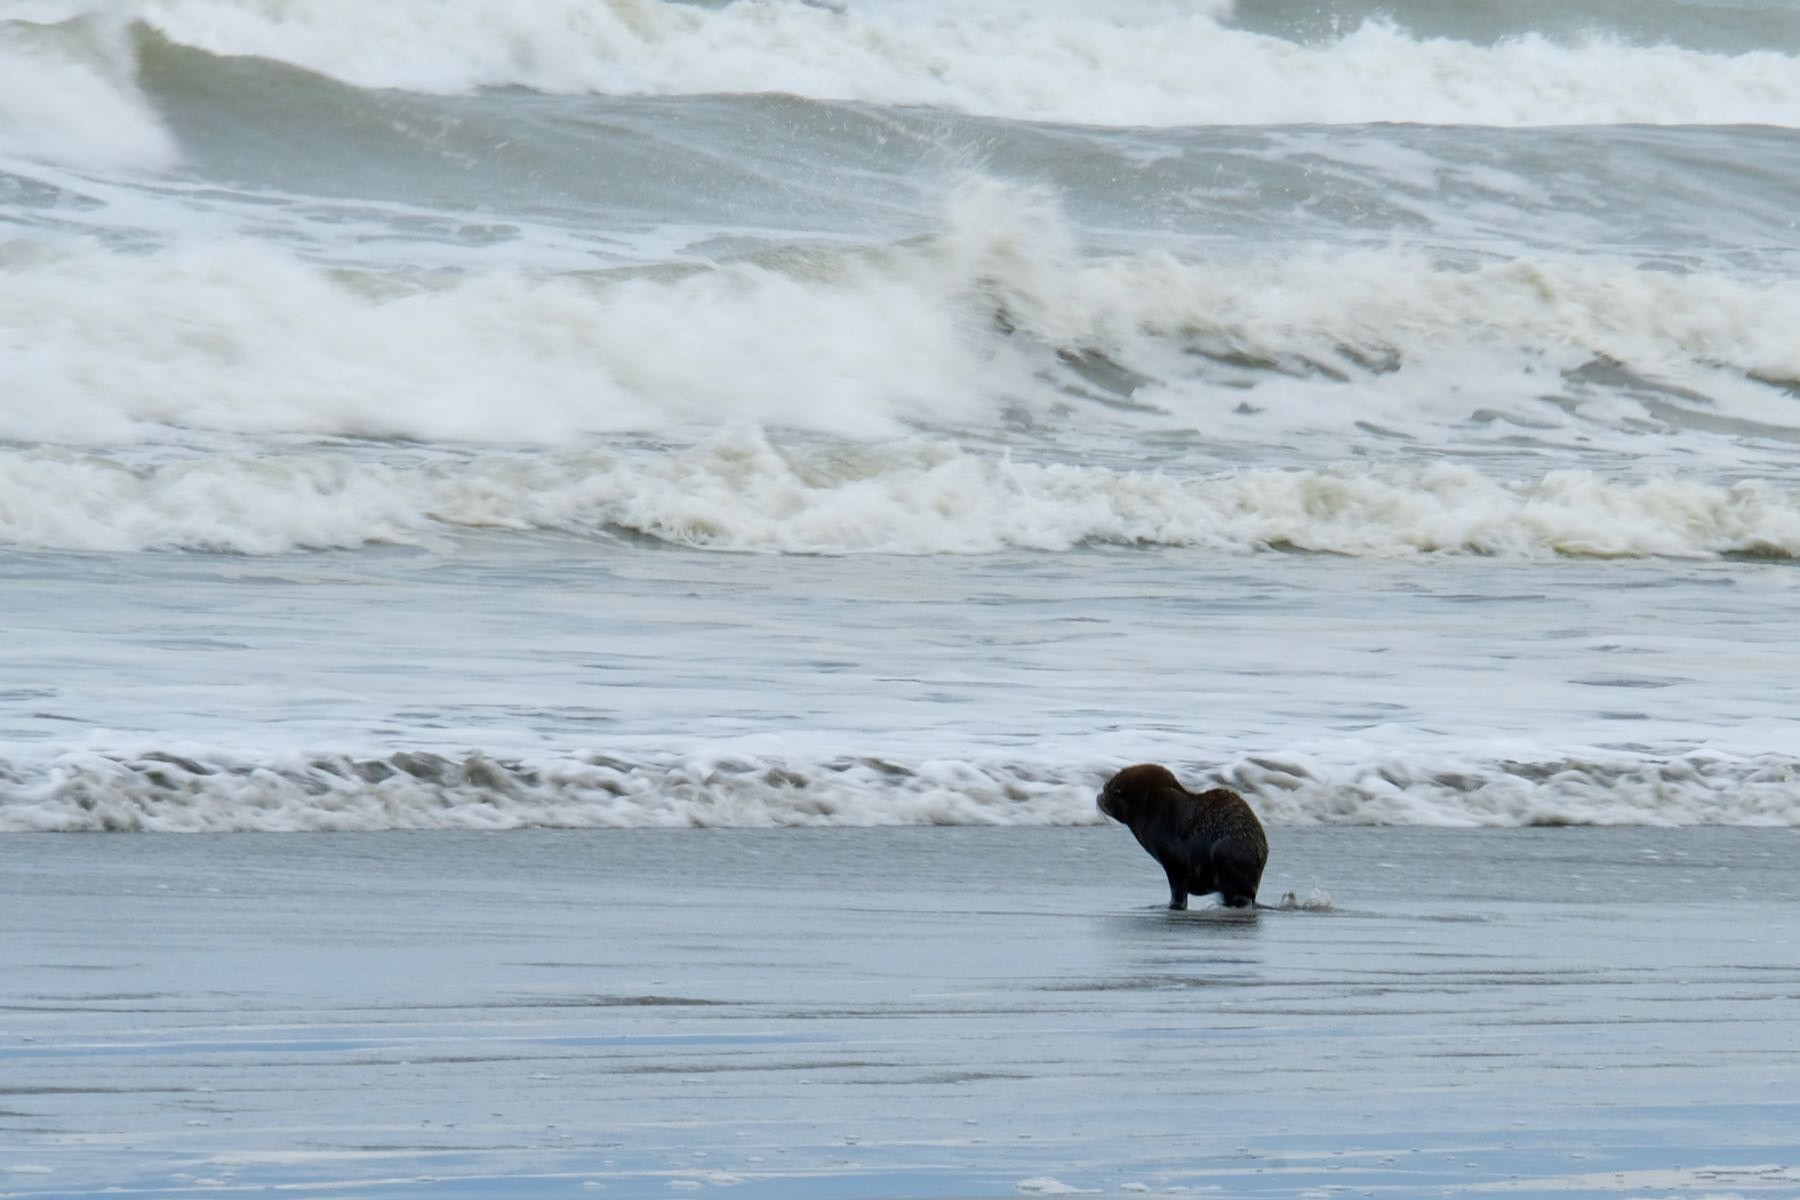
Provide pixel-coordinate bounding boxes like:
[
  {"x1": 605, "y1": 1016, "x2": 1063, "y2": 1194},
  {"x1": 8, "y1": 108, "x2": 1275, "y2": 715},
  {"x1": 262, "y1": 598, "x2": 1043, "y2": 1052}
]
[{"x1": 4, "y1": 0, "x2": 1799, "y2": 830}]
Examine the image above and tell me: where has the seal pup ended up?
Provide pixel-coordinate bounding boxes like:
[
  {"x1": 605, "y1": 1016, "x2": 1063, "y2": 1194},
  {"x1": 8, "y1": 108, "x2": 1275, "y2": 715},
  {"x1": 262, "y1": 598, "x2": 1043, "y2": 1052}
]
[{"x1": 1097, "y1": 764, "x2": 1267, "y2": 910}]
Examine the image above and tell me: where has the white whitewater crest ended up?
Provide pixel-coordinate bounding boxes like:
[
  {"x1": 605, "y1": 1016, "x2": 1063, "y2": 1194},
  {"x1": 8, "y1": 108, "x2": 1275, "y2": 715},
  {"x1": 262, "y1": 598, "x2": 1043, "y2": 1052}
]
[
  {"x1": 122, "y1": 0, "x2": 1800, "y2": 126},
  {"x1": 3, "y1": 745, "x2": 1797, "y2": 832},
  {"x1": 0, "y1": 229, "x2": 1014, "y2": 445},
  {"x1": 4, "y1": 438, "x2": 1800, "y2": 558}
]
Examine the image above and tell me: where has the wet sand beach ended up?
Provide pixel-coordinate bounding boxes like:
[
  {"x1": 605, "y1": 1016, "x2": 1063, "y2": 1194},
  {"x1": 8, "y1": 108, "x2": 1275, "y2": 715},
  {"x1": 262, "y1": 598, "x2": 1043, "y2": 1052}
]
[{"x1": 4, "y1": 827, "x2": 1797, "y2": 1199}]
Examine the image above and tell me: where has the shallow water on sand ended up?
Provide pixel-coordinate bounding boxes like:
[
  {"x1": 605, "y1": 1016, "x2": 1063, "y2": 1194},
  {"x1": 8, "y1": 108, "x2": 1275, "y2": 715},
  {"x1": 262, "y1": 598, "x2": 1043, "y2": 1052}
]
[{"x1": 3, "y1": 827, "x2": 1797, "y2": 1198}]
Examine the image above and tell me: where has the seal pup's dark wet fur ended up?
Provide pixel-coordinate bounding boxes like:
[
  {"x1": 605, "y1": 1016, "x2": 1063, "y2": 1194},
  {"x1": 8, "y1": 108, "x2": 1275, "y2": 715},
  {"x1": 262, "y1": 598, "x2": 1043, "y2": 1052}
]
[{"x1": 1098, "y1": 764, "x2": 1268, "y2": 910}]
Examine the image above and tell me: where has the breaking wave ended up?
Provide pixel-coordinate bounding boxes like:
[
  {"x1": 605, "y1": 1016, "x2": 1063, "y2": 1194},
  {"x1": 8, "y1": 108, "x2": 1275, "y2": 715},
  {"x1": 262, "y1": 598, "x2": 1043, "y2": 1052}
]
[
  {"x1": 4, "y1": 439, "x2": 1799, "y2": 559},
  {"x1": 4, "y1": 185, "x2": 1800, "y2": 450},
  {"x1": 128, "y1": 0, "x2": 1800, "y2": 127},
  {"x1": 5, "y1": 0, "x2": 1799, "y2": 181},
  {"x1": 5, "y1": 745, "x2": 1797, "y2": 831}
]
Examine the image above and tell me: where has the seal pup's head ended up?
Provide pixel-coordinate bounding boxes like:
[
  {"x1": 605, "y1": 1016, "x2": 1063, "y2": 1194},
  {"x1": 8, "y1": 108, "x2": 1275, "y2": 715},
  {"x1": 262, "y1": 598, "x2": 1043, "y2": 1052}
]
[{"x1": 1097, "y1": 763, "x2": 1181, "y2": 822}]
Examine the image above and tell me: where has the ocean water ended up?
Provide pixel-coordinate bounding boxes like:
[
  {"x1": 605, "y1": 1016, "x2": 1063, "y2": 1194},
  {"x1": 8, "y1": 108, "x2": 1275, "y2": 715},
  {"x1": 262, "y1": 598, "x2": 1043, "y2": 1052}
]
[{"x1": 4, "y1": 0, "x2": 1800, "y2": 831}]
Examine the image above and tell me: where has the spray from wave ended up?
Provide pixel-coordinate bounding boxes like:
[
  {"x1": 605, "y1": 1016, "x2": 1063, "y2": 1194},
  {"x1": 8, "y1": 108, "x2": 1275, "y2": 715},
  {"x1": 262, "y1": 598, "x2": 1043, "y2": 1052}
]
[{"x1": 0, "y1": 14, "x2": 177, "y2": 170}]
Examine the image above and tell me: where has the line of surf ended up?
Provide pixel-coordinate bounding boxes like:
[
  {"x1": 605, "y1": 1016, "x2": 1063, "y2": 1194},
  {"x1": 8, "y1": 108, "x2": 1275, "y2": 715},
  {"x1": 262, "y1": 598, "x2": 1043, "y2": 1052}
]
[{"x1": 5, "y1": 745, "x2": 1797, "y2": 831}]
